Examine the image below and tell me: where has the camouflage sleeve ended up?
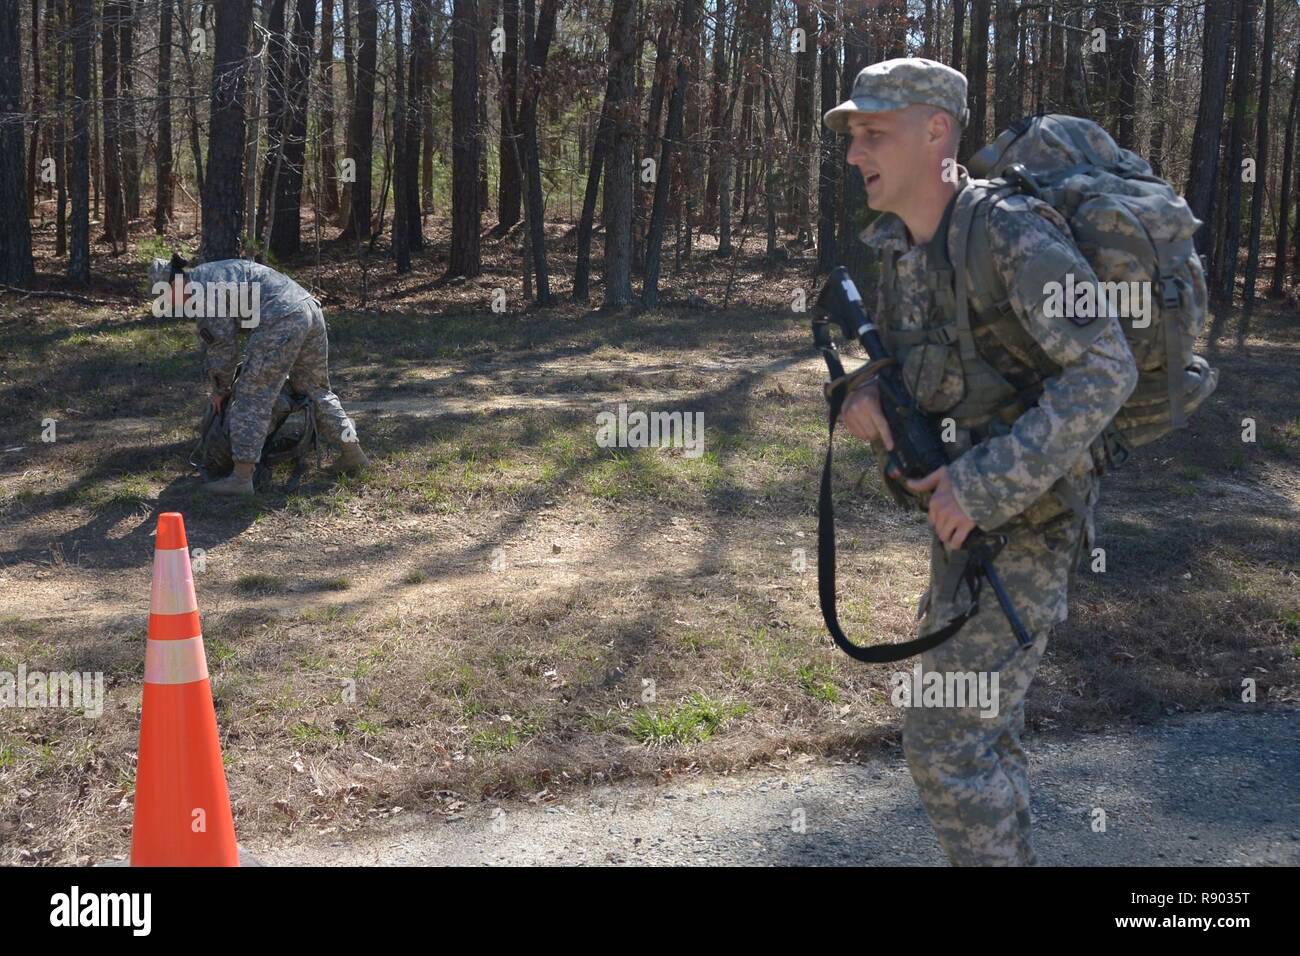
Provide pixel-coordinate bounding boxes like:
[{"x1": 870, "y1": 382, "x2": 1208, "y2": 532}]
[
  {"x1": 946, "y1": 196, "x2": 1139, "y2": 530},
  {"x1": 189, "y1": 263, "x2": 240, "y2": 391},
  {"x1": 197, "y1": 315, "x2": 238, "y2": 392}
]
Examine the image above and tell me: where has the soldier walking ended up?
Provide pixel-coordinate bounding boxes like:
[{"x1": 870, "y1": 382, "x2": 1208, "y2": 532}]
[{"x1": 823, "y1": 60, "x2": 1139, "y2": 865}]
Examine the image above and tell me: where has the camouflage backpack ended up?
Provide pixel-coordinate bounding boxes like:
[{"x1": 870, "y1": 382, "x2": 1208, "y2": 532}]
[
  {"x1": 956, "y1": 113, "x2": 1219, "y2": 466},
  {"x1": 190, "y1": 374, "x2": 319, "y2": 492}
]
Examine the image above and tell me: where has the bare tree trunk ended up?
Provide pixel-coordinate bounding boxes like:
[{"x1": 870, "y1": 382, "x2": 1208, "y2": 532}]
[
  {"x1": 448, "y1": 0, "x2": 481, "y2": 276},
  {"x1": 838, "y1": 3, "x2": 870, "y2": 290},
  {"x1": 738, "y1": 14, "x2": 755, "y2": 227},
  {"x1": 1149, "y1": 1, "x2": 1167, "y2": 176},
  {"x1": 421, "y1": 11, "x2": 434, "y2": 218},
  {"x1": 817, "y1": 0, "x2": 839, "y2": 275},
  {"x1": 643, "y1": 0, "x2": 694, "y2": 307},
  {"x1": 1243, "y1": 0, "x2": 1273, "y2": 312},
  {"x1": 267, "y1": 0, "x2": 315, "y2": 258},
  {"x1": 639, "y1": 10, "x2": 675, "y2": 274},
  {"x1": 518, "y1": 0, "x2": 559, "y2": 302},
  {"x1": 393, "y1": 0, "x2": 410, "y2": 272},
  {"x1": 340, "y1": 0, "x2": 355, "y2": 223},
  {"x1": 179, "y1": 0, "x2": 204, "y2": 196},
  {"x1": 601, "y1": 0, "x2": 635, "y2": 306},
  {"x1": 154, "y1": 0, "x2": 174, "y2": 233},
  {"x1": 0, "y1": 0, "x2": 33, "y2": 283},
  {"x1": 1063, "y1": 1, "x2": 1089, "y2": 117},
  {"x1": 1185, "y1": 0, "x2": 1233, "y2": 267},
  {"x1": 1216, "y1": 0, "x2": 1255, "y2": 302},
  {"x1": 101, "y1": 0, "x2": 126, "y2": 246},
  {"x1": 993, "y1": 0, "x2": 1018, "y2": 133},
  {"x1": 703, "y1": 0, "x2": 725, "y2": 234},
  {"x1": 951, "y1": 0, "x2": 965, "y2": 72},
  {"x1": 370, "y1": 54, "x2": 392, "y2": 242},
  {"x1": 477, "y1": 0, "x2": 496, "y2": 217},
  {"x1": 119, "y1": 0, "x2": 138, "y2": 220},
  {"x1": 1115, "y1": 1, "x2": 1140, "y2": 149},
  {"x1": 961, "y1": 0, "x2": 990, "y2": 164},
  {"x1": 320, "y1": 0, "x2": 340, "y2": 217},
  {"x1": 343, "y1": 0, "x2": 355, "y2": 94},
  {"x1": 199, "y1": 0, "x2": 254, "y2": 262},
  {"x1": 760, "y1": 1, "x2": 776, "y2": 259},
  {"x1": 68, "y1": 0, "x2": 90, "y2": 281},
  {"x1": 243, "y1": 0, "x2": 268, "y2": 251},
  {"x1": 405, "y1": 0, "x2": 430, "y2": 249},
  {"x1": 1271, "y1": 35, "x2": 1300, "y2": 296},
  {"x1": 56, "y1": 0, "x2": 68, "y2": 254},
  {"x1": 792, "y1": 0, "x2": 814, "y2": 245},
  {"x1": 1093, "y1": 1, "x2": 1118, "y2": 130},
  {"x1": 718, "y1": 6, "x2": 745, "y2": 258},
  {"x1": 91, "y1": 36, "x2": 99, "y2": 220},
  {"x1": 1045, "y1": 4, "x2": 1061, "y2": 110},
  {"x1": 496, "y1": 0, "x2": 521, "y2": 232},
  {"x1": 572, "y1": 0, "x2": 622, "y2": 303},
  {"x1": 258, "y1": 0, "x2": 289, "y2": 243},
  {"x1": 26, "y1": 0, "x2": 40, "y2": 220},
  {"x1": 341, "y1": 0, "x2": 377, "y2": 240}
]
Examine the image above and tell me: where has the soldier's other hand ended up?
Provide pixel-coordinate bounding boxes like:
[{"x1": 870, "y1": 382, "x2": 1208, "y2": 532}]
[
  {"x1": 907, "y1": 466, "x2": 975, "y2": 550},
  {"x1": 211, "y1": 391, "x2": 228, "y2": 415},
  {"x1": 841, "y1": 382, "x2": 893, "y2": 450}
]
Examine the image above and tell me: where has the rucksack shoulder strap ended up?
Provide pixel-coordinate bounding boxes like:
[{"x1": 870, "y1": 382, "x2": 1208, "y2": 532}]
[{"x1": 952, "y1": 180, "x2": 1021, "y2": 363}]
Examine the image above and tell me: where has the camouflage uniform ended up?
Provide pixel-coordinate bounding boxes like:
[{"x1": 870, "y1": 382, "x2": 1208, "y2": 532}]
[
  {"x1": 828, "y1": 60, "x2": 1139, "y2": 865},
  {"x1": 187, "y1": 261, "x2": 359, "y2": 463}
]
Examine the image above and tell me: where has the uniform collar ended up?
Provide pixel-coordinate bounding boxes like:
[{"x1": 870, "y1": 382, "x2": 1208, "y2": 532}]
[{"x1": 858, "y1": 165, "x2": 970, "y2": 251}]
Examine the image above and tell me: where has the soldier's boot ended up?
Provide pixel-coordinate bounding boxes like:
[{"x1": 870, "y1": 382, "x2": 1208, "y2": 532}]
[
  {"x1": 334, "y1": 441, "x2": 370, "y2": 475},
  {"x1": 205, "y1": 461, "x2": 256, "y2": 496}
]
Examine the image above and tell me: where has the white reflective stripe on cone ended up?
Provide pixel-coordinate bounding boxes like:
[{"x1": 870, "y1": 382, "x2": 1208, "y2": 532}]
[
  {"x1": 144, "y1": 636, "x2": 210, "y2": 685},
  {"x1": 150, "y1": 547, "x2": 198, "y2": 615}
]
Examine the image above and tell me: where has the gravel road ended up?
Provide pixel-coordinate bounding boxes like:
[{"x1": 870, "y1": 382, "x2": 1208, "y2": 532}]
[{"x1": 258, "y1": 709, "x2": 1299, "y2": 866}]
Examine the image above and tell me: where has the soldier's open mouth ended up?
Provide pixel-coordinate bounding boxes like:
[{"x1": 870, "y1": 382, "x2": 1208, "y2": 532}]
[{"x1": 866, "y1": 173, "x2": 880, "y2": 188}]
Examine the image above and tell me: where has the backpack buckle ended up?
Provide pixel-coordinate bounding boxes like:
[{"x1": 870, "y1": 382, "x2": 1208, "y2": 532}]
[{"x1": 1004, "y1": 163, "x2": 1040, "y2": 198}]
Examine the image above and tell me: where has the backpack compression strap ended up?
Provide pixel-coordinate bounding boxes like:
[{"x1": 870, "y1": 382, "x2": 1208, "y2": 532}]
[{"x1": 816, "y1": 344, "x2": 986, "y2": 664}]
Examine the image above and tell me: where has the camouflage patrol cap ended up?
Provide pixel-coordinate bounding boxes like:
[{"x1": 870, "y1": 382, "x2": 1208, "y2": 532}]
[{"x1": 823, "y1": 57, "x2": 969, "y2": 133}]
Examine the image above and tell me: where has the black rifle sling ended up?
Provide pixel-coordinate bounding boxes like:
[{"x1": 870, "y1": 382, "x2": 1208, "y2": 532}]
[{"x1": 817, "y1": 347, "x2": 984, "y2": 664}]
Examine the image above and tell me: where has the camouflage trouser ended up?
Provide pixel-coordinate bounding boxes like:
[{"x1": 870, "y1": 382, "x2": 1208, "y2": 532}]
[
  {"x1": 227, "y1": 300, "x2": 358, "y2": 462},
  {"x1": 902, "y1": 508, "x2": 1089, "y2": 866}
]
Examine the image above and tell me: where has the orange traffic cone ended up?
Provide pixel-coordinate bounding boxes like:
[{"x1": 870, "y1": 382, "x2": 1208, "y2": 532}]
[{"x1": 130, "y1": 512, "x2": 240, "y2": 866}]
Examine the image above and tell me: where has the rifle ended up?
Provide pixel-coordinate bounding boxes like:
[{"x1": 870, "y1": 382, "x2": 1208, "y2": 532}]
[{"x1": 812, "y1": 266, "x2": 1034, "y2": 663}]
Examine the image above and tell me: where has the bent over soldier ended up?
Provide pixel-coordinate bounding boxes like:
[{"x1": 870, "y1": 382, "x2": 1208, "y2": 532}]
[
  {"x1": 822, "y1": 59, "x2": 1139, "y2": 864},
  {"x1": 149, "y1": 256, "x2": 370, "y2": 495}
]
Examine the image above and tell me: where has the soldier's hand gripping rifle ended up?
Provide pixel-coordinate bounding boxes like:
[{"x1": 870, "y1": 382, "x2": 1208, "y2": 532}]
[{"x1": 812, "y1": 266, "x2": 1034, "y2": 663}]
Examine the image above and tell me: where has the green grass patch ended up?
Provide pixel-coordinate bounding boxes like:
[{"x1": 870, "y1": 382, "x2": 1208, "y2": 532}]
[
  {"x1": 288, "y1": 721, "x2": 323, "y2": 742},
  {"x1": 468, "y1": 717, "x2": 540, "y2": 754},
  {"x1": 797, "y1": 664, "x2": 841, "y2": 704},
  {"x1": 628, "y1": 693, "x2": 750, "y2": 746}
]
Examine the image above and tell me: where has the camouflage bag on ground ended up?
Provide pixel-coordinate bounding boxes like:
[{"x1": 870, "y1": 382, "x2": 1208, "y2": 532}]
[
  {"x1": 958, "y1": 113, "x2": 1219, "y2": 467},
  {"x1": 190, "y1": 372, "x2": 319, "y2": 492}
]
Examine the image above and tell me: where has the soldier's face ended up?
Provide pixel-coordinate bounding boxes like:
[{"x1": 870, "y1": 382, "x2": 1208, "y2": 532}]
[{"x1": 846, "y1": 110, "x2": 920, "y2": 214}]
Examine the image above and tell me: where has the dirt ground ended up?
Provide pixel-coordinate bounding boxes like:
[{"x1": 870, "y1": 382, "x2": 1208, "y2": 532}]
[{"x1": 1, "y1": 220, "x2": 1298, "y2": 865}]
